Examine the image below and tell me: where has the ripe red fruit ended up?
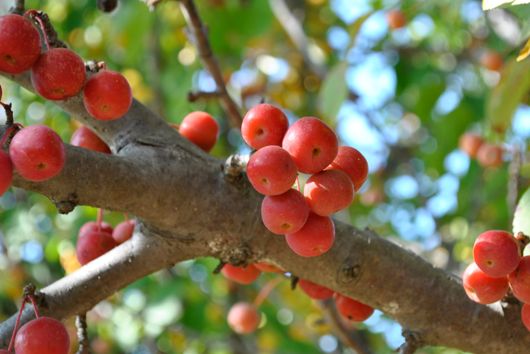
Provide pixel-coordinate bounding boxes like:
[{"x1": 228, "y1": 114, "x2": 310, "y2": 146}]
[
  {"x1": 476, "y1": 144, "x2": 503, "y2": 168},
  {"x1": 473, "y1": 230, "x2": 520, "y2": 278},
  {"x1": 386, "y1": 10, "x2": 407, "y2": 29},
  {"x1": 0, "y1": 350, "x2": 9, "y2": 353},
  {"x1": 326, "y1": 146, "x2": 368, "y2": 191},
  {"x1": 261, "y1": 189, "x2": 309, "y2": 234},
  {"x1": 241, "y1": 104, "x2": 288, "y2": 149},
  {"x1": 227, "y1": 302, "x2": 261, "y2": 334},
  {"x1": 79, "y1": 221, "x2": 113, "y2": 238},
  {"x1": 31, "y1": 48, "x2": 86, "y2": 100},
  {"x1": 509, "y1": 256, "x2": 530, "y2": 303},
  {"x1": 0, "y1": 151, "x2": 13, "y2": 195},
  {"x1": 178, "y1": 111, "x2": 219, "y2": 152},
  {"x1": 14, "y1": 317, "x2": 70, "y2": 354},
  {"x1": 462, "y1": 262, "x2": 508, "y2": 304},
  {"x1": 247, "y1": 146, "x2": 298, "y2": 196},
  {"x1": 222, "y1": 264, "x2": 261, "y2": 284},
  {"x1": 304, "y1": 170, "x2": 354, "y2": 216},
  {"x1": 71, "y1": 126, "x2": 111, "y2": 154},
  {"x1": 76, "y1": 229, "x2": 117, "y2": 265},
  {"x1": 0, "y1": 14, "x2": 41, "y2": 74},
  {"x1": 254, "y1": 262, "x2": 283, "y2": 273},
  {"x1": 9, "y1": 125, "x2": 66, "y2": 182},
  {"x1": 522, "y1": 304, "x2": 530, "y2": 331},
  {"x1": 83, "y1": 70, "x2": 132, "y2": 120},
  {"x1": 298, "y1": 279, "x2": 334, "y2": 300},
  {"x1": 112, "y1": 219, "x2": 135, "y2": 244},
  {"x1": 282, "y1": 117, "x2": 338, "y2": 174},
  {"x1": 286, "y1": 212, "x2": 335, "y2": 257},
  {"x1": 481, "y1": 51, "x2": 503, "y2": 72},
  {"x1": 334, "y1": 294, "x2": 374, "y2": 322},
  {"x1": 459, "y1": 133, "x2": 484, "y2": 158}
]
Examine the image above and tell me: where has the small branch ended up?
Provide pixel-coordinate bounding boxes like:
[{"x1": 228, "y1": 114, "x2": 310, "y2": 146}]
[
  {"x1": 178, "y1": 0, "x2": 243, "y2": 127},
  {"x1": 398, "y1": 330, "x2": 423, "y2": 354},
  {"x1": 10, "y1": 0, "x2": 25, "y2": 14},
  {"x1": 213, "y1": 260, "x2": 226, "y2": 274},
  {"x1": 75, "y1": 314, "x2": 90, "y2": 354},
  {"x1": 187, "y1": 90, "x2": 222, "y2": 102},
  {"x1": 26, "y1": 11, "x2": 67, "y2": 49}
]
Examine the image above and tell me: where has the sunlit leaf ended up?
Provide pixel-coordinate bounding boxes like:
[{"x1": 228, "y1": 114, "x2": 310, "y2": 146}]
[
  {"x1": 514, "y1": 187, "x2": 530, "y2": 235},
  {"x1": 483, "y1": 0, "x2": 530, "y2": 10},
  {"x1": 517, "y1": 37, "x2": 530, "y2": 61},
  {"x1": 318, "y1": 62, "x2": 348, "y2": 121},
  {"x1": 346, "y1": 12, "x2": 373, "y2": 52}
]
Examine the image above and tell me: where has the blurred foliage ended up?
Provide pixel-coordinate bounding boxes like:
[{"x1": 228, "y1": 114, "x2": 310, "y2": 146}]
[{"x1": 0, "y1": 0, "x2": 529, "y2": 353}]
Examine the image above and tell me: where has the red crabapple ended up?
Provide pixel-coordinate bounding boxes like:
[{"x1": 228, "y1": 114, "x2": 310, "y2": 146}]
[
  {"x1": 0, "y1": 151, "x2": 13, "y2": 196},
  {"x1": 79, "y1": 221, "x2": 113, "y2": 238},
  {"x1": 286, "y1": 212, "x2": 335, "y2": 257},
  {"x1": 0, "y1": 14, "x2": 41, "y2": 74},
  {"x1": 334, "y1": 294, "x2": 374, "y2": 322},
  {"x1": 254, "y1": 262, "x2": 284, "y2": 273},
  {"x1": 0, "y1": 350, "x2": 9, "y2": 353},
  {"x1": 9, "y1": 125, "x2": 66, "y2": 182},
  {"x1": 227, "y1": 302, "x2": 261, "y2": 334},
  {"x1": 298, "y1": 279, "x2": 334, "y2": 300},
  {"x1": 222, "y1": 264, "x2": 261, "y2": 285},
  {"x1": 304, "y1": 170, "x2": 354, "y2": 216},
  {"x1": 112, "y1": 219, "x2": 135, "y2": 244},
  {"x1": 14, "y1": 317, "x2": 70, "y2": 354},
  {"x1": 462, "y1": 262, "x2": 508, "y2": 304},
  {"x1": 71, "y1": 126, "x2": 111, "y2": 154},
  {"x1": 476, "y1": 144, "x2": 503, "y2": 168},
  {"x1": 386, "y1": 10, "x2": 407, "y2": 29},
  {"x1": 480, "y1": 51, "x2": 503, "y2": 72},
  {"x1": 241, "y1": 104, "x2": 288, "y2": 149},
  {"x1": 31, "y1": 48, "x2": 86, "y2": 100},
  {"x1": 261, "y1": 189, "x2": 309, "y2": 234},
  {"x1": 178, "y1": 111, "x2": 219, "y2": 152},
  {"x1": 282, "y1": 117, "x2": 338, "y2": 174},
  {"x1": 83, "y1": 70, "x2": 132, "y2": 120},
  {"x1": 522, "y1": 304, "x2": 530, "y2": 331},
  {"x1": 473, "y1": 230, "x2": 520, "y2": 278},
  {"x1": 459, "y1": 133, "x2": 483, "y2": 159},
  {"x1": 326, "y1": 146, "x2": 368, "y2": 191},
  {"x1": 247, "y1": 146, "x2": 298, "y2": 196},
  {"x1": 509, "y1": 256, "x2": 530, "y2": 303},
  {"x1": 76, "y1": 228, "x2": 117, "y2": 265}
]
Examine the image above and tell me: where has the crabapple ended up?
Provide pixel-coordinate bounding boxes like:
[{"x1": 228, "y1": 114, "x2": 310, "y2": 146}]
[
  {"x1": 14, "y1": 317, "x2": 70, "y2": 354},
  {"x1": 83, "y1": 70, "x2": 132, "y2": 120},
  {"x1": 71, "y1": 126, "x2": 111, "y2": 154},
  {"x1": 298, "y1": 279, "x2": 334, "y2": 300},
  {"x1": 476, "y1": 143, "x2": 503, "y2": 168},
  {"x1": 227, "y1": 302, "x2": 261, "y2": 334},
  {"x1": 178, "y1": 111, "x2": 219, "y2": 152},
  {"x1": 79, "y1": 221, "x2": 113, "y2": 238},
  {"x1": 31, "y1": 48, "x2": 86, "y2": 100},
  {"x1": 222, "y1": 264, "x2": 261, "y2": 285},
  {"x1": 509, "y1": 256, "x2": 530, "y2": 303},
  {"x1": 261, "y1": 189, "x2": 309, "y2": 234},
  {"x1": 386, "y1": 10, "x2": 407, "y2": 29},
  {"x1": 304, "y1": 170, "x2": 354, "y2": 216},
  {"x1": 9, "y1": 125, "x2": 66, "y2": 182},
  {"x1": 0, "y1": 350, "x2": 8, "y2": 353},
  {"x1": 112, "y1": 219, "x2": 135, "y2": 244},
  {"x1": 522, "y1": 304, "x2": 530, "y2": 331},
  {"x1": 282, "y1": 117, "x2": 338, "y2": 174},
  {"x1": 0, "y1": 151, "x2": 13, "y2": 195},
  {"x1": 334, "y1": 294, "x2": 374, "y2": 322},
  {"x1": 254, "y1": 262, "x2": 283, "y2": 273},
  {"x1": 473, "y1": 230, "x2": 519, "y2": 278},
  {"x1": 459, "y1": 133, "x2": 483, "y2": 158},
  {"x1": 286, "y1": 212, "x2": 335, "y2": 257},
  {"x1": 462, "y1": 262, "x2": 508, "y2": 304},
  {"x1": 76, "y1": 228, "x2": 117, "y2": 265},
  {"x1": 0, "y1": 14, "x2": 41, "y2": 74},
  {"x1": 326, "y1": 146, "x2": 368, "y2": 191},
  {"x1": 481, "y1": 51, "x2": 503, "y2": 72},
  {"x1": 241, "y1": 103, "x2": 288, "y2": 149},
  {"x1": 247, "y1": 146, "x2": 297, "y2": 196}
]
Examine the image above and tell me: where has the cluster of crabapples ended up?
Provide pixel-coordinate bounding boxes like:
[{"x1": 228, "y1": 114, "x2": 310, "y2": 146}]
[
  {"x1": 462, "y1": 230, "x2": 530, "y2": 331},
  {"x1": 459, "y1": 132, "x2": 503, "y2": 169}
]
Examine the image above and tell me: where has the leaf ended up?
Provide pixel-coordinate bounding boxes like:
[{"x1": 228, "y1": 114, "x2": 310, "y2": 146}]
[
  {"x1": 486, "y1": 58, "x2": 530, "y2": 134},
  {"x1": 318, "y1": 62, "x2": 348, "y2": 121},
  {"x1": 513, "y1": 187, "x2": 530, "y2": 235},
  {"x1": 345, "y1": 12, "x2": 373, "y2": 52},
  {"x1": 517, "y1": 37, "x2": 530, "y2": 61},
  {"x1": 483, "y1": 0, "x2": 530, "y2": 10}
]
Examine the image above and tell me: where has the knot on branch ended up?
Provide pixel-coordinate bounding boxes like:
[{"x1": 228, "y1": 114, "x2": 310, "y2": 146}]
[
  {"x1": 398, "y1": 330, "x2": 423, "y2": 354},
  {"x1": 54, "y1": 193, "x2": 79, "y2": 214},
  {"x1": 222, "y1": 154, "x2": 246, "y2": 183},
  {"x1": 337, "y1": 260, "x2": 361, "y2": 285}
]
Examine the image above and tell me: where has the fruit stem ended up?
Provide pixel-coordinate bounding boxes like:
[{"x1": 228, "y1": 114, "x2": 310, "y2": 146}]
[
  {"x1": 253, "y1": 277, "x2": 282, "y2": 307},
  {"x1": 295, "y1": 175, "x2": 301, "y2": 192},
  {"x1": 96, "y1": 208, "x2": 104, "y2": 232},
  {"x1": 25, "y1": 10, "x2": 50, "y2": 50},
  {"x1": 516, "y1": 232, "x2": 530, "y2": 256},
  {"x1": 7, "y1": 300, "x2": 26, "y2": 352}
]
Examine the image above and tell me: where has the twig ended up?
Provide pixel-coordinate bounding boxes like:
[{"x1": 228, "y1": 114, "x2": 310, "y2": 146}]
[
  {"x1": 213, "y1": 260, "x2": 226, "y2": 274},
  {"x1": 187, "y1": 90, "x2": 222, "y2": 102},
  {"x1": 508, "y1": 144, "x2": 523, "y2": 218},
  {"x1": 318, "y1": 299, "x2": 372, "y2": 354},
  {"x1": 26, "y1": 11, "x2": 67, "y2": 48},
  {"x1": 11, "y1": 0, "x2": 25, "y2": 14},
  {"x1": 76, "y1": 314, "x2": 90, "y2": 354},
  {"x1": 178, "y1": 0, "x2": 243, "y2": 128},
  {"x1": 398, "y1": 329, "x2": 423, "y2": 354}
]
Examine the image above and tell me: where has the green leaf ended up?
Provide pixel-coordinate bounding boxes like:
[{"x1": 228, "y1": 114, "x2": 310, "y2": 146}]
[
  {"x1": 514, "y1": 187, "x2": 530, "y2": 235},
  {"x1": 486, "y1": 58, "x2": 530, "y2": 134},
  {"x1": 483, "y1": 0, "x2": 530, "y2": 10},
  {"x1": 318, "y1": 62, "x2": 348, "y2": 121},
  {"x1": 346, "y1": 12, "x2": 373, "y2": 52}
]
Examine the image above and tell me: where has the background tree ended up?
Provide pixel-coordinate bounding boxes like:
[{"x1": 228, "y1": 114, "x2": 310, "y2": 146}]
[{"x1": 0, "y1": 0, "x2": 530, "y2": 353}]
